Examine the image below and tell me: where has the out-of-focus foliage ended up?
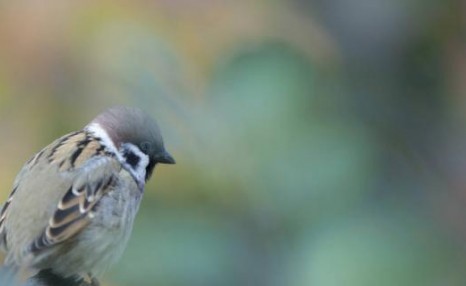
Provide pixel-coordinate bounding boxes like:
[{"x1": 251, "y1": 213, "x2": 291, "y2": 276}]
[{"x1": 0, "y1": 0, "x2": 465, "y2": 285}]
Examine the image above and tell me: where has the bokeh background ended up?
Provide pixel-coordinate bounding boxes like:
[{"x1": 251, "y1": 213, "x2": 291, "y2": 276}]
[{"x1": 0, "y1": 0, "x2": 465, "y2": 285}]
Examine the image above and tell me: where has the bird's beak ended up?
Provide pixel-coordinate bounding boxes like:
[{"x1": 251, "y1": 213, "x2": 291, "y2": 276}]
[{"x1": 157, "y1": 151, "x2": 176, "y2": 164}]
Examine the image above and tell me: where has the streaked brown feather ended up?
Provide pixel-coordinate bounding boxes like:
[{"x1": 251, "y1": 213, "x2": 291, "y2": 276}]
[
  {"x1": 29, "y1": 154, "x2": 120, "y2": 253},
  {"x1": 73, "y1": 140, "x2": 102, "y2": 167}
]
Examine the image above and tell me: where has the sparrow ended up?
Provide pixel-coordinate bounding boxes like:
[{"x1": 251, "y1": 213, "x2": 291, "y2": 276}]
[{"x1": 0, "y1": 106, "x2": 175, "y2": 285}]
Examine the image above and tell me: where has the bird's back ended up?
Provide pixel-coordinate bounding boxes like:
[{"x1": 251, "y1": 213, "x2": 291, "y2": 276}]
[{"x1": 0, "y1": 130, "x2": 122, "y2": 267}]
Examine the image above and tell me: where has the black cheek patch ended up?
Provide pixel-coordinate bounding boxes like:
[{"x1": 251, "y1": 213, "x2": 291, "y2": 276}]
[{"x1": 125, "y1": 151, "x2": 141, "y2": 168}]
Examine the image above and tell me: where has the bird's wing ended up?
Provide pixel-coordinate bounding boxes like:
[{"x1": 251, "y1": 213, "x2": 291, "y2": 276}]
[
  {"x1": 28, "y1": 155, "x2": 121, "y2": 253},
  {"x1": 0, "y1": 130, "x2": 123, "y2": 262}
]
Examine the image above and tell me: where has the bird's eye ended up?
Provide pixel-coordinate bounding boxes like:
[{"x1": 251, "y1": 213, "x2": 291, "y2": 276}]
[{"x1": 140, "y1": 141, "x2": 152, "y2": 154}]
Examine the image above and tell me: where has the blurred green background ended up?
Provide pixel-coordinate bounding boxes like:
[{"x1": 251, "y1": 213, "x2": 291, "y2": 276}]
[{"x1": 0, "y1": 0, "x2": 466, "y2": 285}]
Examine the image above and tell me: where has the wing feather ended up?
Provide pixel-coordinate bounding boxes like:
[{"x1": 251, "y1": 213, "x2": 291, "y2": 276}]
[
  {"x1": 0, "y1": 130, "x2": 123, "y2": 262},
  {"x1": 29, "y1": 156, "x2": 120, "y2": 253}
]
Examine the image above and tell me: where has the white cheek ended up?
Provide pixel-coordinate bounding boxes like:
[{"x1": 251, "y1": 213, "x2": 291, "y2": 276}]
[
  {"x1": 120, "y1": 143, "x2": 149, "y2": 188},
  {"x1": 85, "y1": 124, "x2": 150, "y2": 188}
]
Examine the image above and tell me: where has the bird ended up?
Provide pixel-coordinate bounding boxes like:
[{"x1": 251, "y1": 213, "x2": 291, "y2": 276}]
[{"x1": 0, "y1": 106, "x2": 175, "y2": 285}]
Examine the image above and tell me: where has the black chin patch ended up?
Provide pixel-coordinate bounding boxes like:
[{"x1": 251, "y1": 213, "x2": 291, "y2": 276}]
[
  {"x1": 27, "y1": 269, "x2": 86, "y2": 286},
  {"x1": 145, "y1": 160, "x2": 156, "y2": 180}
]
